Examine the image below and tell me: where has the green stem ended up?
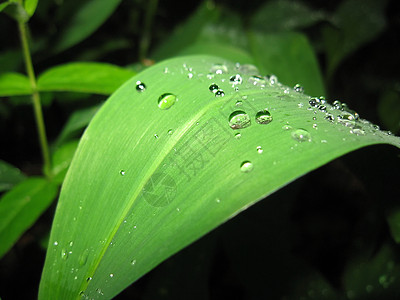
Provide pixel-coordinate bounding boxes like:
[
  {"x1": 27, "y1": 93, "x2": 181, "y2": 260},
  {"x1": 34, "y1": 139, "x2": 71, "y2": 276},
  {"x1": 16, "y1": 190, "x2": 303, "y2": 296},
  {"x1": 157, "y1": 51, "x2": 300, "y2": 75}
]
[
  {"x1": 18, "y1": 22, "x2": 52, "y2": 177},
  {"x1": 139, "y1": 0, "x2": 159, "y2": 62}
]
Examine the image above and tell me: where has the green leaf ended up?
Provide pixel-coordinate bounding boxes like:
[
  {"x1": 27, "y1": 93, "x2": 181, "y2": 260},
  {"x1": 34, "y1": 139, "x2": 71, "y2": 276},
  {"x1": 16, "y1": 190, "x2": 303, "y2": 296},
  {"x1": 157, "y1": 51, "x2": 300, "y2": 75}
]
[
  {"x1": 0, "y1": 160, "x2": 27, "y2": 192},
  {"x1": 51, "y1": 140, "x2": 79, "y2": 184},
  {"x1": 0, "y1": 177, "x2": 58, "y2": 258},
  {"x1": 23, "y1": 0, "x2": 38, "y2": 17},
  {"x1": 324, "y1": 0, "x2": 389, "y2": 77},
  {"x1": 248, "y1": 31, "x2": 325, "y2": 96},
  {"x1": 37, "y1": 63, "x2": 135, "y2": 95},
  {"x1": 378, "y1": 89, "x2": 400, "y2": 134},
  {"x1": 53, "y1": 0, "x2": 122, "y2": 53},
  {"x1": 387, "y1": 208, "x2": 400, "y2": 244},
  {"x1": 0, "y1": 72, "x2": 32, "y2": 96},
  {"x1": 54, "y1": 105, "x2": 101, "y2": 147},
  {"x1": 251, "y1": 0, "x2": 325, "y2": 32},
  {"x1": 0, "y1": 1, "x2": 11, "y2": 12},
  {"x1": 39, "y1": 56, "x2": 400, "y2": 299},
  {"x1": 1, "y1": 1, "x2": 29, "y2": 23}
]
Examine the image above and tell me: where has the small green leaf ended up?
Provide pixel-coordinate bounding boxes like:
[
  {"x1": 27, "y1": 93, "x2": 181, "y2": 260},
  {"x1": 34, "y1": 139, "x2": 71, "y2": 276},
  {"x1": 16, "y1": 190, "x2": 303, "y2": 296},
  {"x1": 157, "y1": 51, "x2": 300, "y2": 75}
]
[
  {"x1": 37, "y1": 63, "x2": 135, "y2": 95},
  {"x1": 248, "y1": 31, "x2": 325, "y2": 96},
  {"x1": 0, "y1": 72, "x2": 32, "y2": 96},
  {"x1": 1, "y1": 1, "x2": 29, "y2": 23},
  {"x1": 0, "y1": 1, "x2": 11, "y2": 12},
  {"x1": 51, "y1": 140, "x2": 79, "y2": 184},
  {"x1": 53, "y1": 0, "x2": 123, "y2": 53},
  {"x1": 0, "y1": 160, "x2": 27, "y2": 192},
  {"x1": 23, "y1": 0, "x2": 38, "y2": 17},
  {"x1": 0, "y1": 177, "x2": 58, "y2": 258},
  {"x1": 54, "y1": 105, "x2": 101, "y2": 147},
  {"x1": 39, "y1": 56, "x2": 399, "y2": 299}
]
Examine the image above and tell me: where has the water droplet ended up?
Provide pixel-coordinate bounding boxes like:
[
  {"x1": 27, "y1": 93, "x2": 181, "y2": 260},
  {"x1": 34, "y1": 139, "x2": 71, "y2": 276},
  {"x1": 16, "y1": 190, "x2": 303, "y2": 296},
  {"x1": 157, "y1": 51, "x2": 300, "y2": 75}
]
[
  {"x1": 96, "y1": 288, "x2": 104, "y2": 295},
  {"x1": 238, "y1": 64, "x2": 259, "y2": 75},
  {"x1": 53, "y1": 241, "x2": 58, "y2": 246},
  {"x1": 230, "y1": 74, "x2": 243, "y2": 85},
  {"x1": 135, "y1": 81, "x2": 146, "y2": 92},
  {"x1": 167, "y1": 129, "x2": 173, "y2": 135},
  {"x1": 216, "y1": 198, "x2": 221, "y2": 203},
  {"x1": 69, "y1": 241, "x2": 74, "y2": 247},
  {"x1": 293, "y1": 84, "x2": 304, "y2": 93},
  {"x1": 256, "y1": 146, "x2": 263, "y2": 154},
  {"x1": 240, "y1": 161, "x2": 254, "y2": 173},
  {"x1": 79, "y1": 249, "x2": 89, "y2": 266},
  {"x1": 255, "y1": 109, "x2": 273, "y2": 124},
  {"x1": 312, "y1": 123, "x2": 318, "y2": 129},
  {"x1": 210, "y1": 64, "x2": 228, "y2": 74},
  {"x1": 235, "y1": 100, "x2": 243, "y2": 106},
  {"x1": 291, "y1": 129, "x2": 311, "y2": 142},
  {"x1": 131, "y1": 259, "x2": 137, "y2": 266},
  {"x1": 86, "y1": 277, "x2": 92, "y2": 282},
  {"x1": 266, "y1": 75, "x2": 278, "y2": 85},
  {"x1": 309, "y1": 98, "x2": 319, "y2": 107},
  {"x1": 249, "y1": 75, "x2": 267, "y2": 86},
  {"x1": 325, "y1": 114, "x2": 335, "y2": 122},
  {"x1": 214, "y1": 89, "x2": 225, "y2": 97},
  {"x1": 187, "y1": 73, "x2": 193, "y2": 79},
  {"x1": 338, "y1": 113, "x2": 356, "y2": 127},
  {"x1": 157, "y1": 93, "x2": 176, "y2": 110},
  {"x1": 228, "y1": 110, "x2": 251, "y2": 129},
  {"x1": 61, "y1": 249, "x2": 69, "y2": 260},
  {"x1": 282, "y1": 125, "x2": 292, "y2": 130},
  {"x1": 209, "y1": 83, "x2": 219, "y2": 93},
  {"x1": 234, "y1": 133, "x2": 241, "y2": 140},
  {"x1": 109, "y1": 273, "x2": 114, "y2": 278},
  {"x1": 350, "y1": 127, "x2": 365, "y2": 135},
  {"x1": 120, "y1": 170, "x2": 126, "y2": 176}
]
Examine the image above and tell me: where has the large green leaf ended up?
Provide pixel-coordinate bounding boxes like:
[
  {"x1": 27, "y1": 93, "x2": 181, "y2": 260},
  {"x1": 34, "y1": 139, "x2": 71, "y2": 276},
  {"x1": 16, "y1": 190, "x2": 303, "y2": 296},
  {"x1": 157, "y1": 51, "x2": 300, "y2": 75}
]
[
  {"x1": 37, "y1": 63, "x2": 135, "y2": 95},
  {"x1": 0, "y1": 177, "x2": 58, "y2": 258},
  {"x1": 39, "y1": 55, "x2": 399, "y2": 299},
  {"x1": 0, "y1": 72, "x2": 32, "y2": 96}
]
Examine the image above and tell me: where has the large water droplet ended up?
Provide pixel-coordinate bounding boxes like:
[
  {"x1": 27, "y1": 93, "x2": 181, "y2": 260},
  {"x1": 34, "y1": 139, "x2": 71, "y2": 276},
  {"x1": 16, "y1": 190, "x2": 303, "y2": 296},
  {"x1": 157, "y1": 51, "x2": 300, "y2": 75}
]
[
  {"x1": 157, "y1": 93, "x2": 176, "y2": 110},
  {"x1": 291, "y1": 129, "x2": 311, "y2": 142},
  {"x1": 79, "y1": 249, "x2": 89, "y2": 266},
  {"x1": 135, "y1": 81, "x2": 146, "y2": 92},
  {"x1": 266, "y1": 75, "x2": 278, "y2": 85},
  {"x1": 228, "y1": 110, "x2": 251, "y2": 129},
  {"x1": 240, "y1": 161, "x2": 254, "y2": 173},
  {"x1": 255, "y1": 109, "x2": 273, "y2": 124},
  {"x1": 210, "y1": 64, "x2": 228, "y2": 74},
  {"x1": 230, "y1": 74, "x2": 243, "y2": 85}
]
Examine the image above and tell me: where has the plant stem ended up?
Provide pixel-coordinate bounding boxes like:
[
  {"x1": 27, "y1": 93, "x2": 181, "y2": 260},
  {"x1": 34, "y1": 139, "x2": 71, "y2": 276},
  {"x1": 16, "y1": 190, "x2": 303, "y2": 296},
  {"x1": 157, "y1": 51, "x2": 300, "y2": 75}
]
[
  {"x1": 18, "y1": 22, "x2": 52, "y2": 177},
  {"x1": 139, "y1": 0, "x2": 159, "y2": 62}
]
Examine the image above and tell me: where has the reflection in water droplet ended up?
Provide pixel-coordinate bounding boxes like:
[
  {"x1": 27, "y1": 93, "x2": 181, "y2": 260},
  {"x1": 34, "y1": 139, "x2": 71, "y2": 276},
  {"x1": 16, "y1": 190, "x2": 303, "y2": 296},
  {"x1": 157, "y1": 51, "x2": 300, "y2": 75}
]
[
  {"x1": 109, "y1": 273, "x2": 114, "y2": 278},
  {"x1": 216, "y1": 198, "x2": 221, "y2": 203},
  {"x1": 210, "y1": 64, "x2": 228, "y2": 74},
  {"x1": 256, "y1": 146, "x2": 263, "y2": 154},
  {"x1": 291, "y1": 129, "x2": 311, "y2": 142},
  {"x1": 157, "y1": 93, "x2": 176, "y2": 110},
  {"x1": 230, "y1": 74, "x2": 243, "y2": 85},
  {"x1": 154, "y1": 134, "x2": 159, "y2": 139},
  {"x1": 120, "y1": 170, "x2": 126, "y2": 176},
  {"x1": 240, "y1": 161, "x2": 254, "y2": 173},
  {"x1": 135, "y1": 81, "x2": 146, "y2": 92},
  {"x1": 255, "y1": 109, "x2": 273, "y2": 124},
  {"x1": 229, "y1": 111, "x2": 251, "y2": 129},
  {"x1": 293, "y1": 84, "x2": 304, "y2": 93},
  {"x1": 54, "y1": 241, "x2": 58, "y2": 246}
]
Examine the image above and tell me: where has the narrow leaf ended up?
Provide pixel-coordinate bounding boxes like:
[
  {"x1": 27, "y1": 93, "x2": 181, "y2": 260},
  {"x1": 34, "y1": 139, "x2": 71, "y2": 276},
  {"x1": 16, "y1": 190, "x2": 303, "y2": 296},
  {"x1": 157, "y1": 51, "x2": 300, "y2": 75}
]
[
  {"x1": 53, "y1": 0, "x2": 122, "y2": 53},
  {"x1": 0, "y1": 160, "x2": 27, "y2": 192},
  {"x1": 0, "y1": 72, "x2": 32, "y2": 96},
  {"x1": 51, "y1": 140, "x2": 79, "y2": 184},
  {"x1": 39, "y1": 56, "x2": 399, "y2": 299},
  {"x1": 23, "y1": 0, "x2": 38, "y2": 17},
  {"x1": 0, "y1": 177, "x2": 58, "y2": 258},
  {"x1": 37, "y1": 63, "x2": 135, "y2": 95}
]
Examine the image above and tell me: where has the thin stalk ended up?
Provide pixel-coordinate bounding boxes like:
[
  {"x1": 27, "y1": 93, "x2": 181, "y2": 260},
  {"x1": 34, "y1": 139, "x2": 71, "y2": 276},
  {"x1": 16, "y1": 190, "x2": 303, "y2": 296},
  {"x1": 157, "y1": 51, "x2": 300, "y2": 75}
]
[
  {"x1": 18, "y1": 22, "x2": 52, "y2": 177},
  {"x1": 139, "y1": 0, "x2": 159, "y2": 62}
]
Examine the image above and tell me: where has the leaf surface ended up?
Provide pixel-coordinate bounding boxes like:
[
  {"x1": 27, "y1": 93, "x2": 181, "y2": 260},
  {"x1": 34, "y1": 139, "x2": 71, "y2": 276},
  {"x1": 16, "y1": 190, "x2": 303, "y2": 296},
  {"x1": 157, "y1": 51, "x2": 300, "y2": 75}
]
[
  {"x1": 39, "y1": 55, "x2": 400, "y2": 299},
  {"x1": 0, "y1": 72, "x2": 32, "y2": 96},
  {"x1": 37, "y1": 63, "x2": 135, "y2": 95},
  {"x1": 0, "y1": 160, "x2": 27, "y2": 192},
  {"x1": 0, "y1": 177, "x2": 58, "y2": 258}
]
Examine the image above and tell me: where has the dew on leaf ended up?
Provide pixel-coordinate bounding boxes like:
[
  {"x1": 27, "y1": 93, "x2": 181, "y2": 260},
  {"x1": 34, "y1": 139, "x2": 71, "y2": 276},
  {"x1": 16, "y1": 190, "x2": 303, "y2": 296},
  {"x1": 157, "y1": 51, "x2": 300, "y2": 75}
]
[
  {"x1": 240, "y1": 161, "x2": 254, "y2": 173},
  {"x1": 210, "y1": 64, "x2": 228, "y2": 74},
  {"x1": 230, "y1": 74, "x2": 243, "y2": 85},
  {"x1": 167, "y1": 129, "x2": 173, "y2": 135},
  {"x1": 282, "y1": 125, "x2": 292, "y2": 130},
  {"x1": 293, "y1": 84, "x2": 304, "y2": 93},
  {"x1": 235, "y1": 100, "x2": 243, "y2": 106},
  {"x1": 119, "y1": 170, "x2": 126, "y2": 176},
  {"x1": 209, "y1": 83, "x2": 219, "y2": 93},
  {"x1": 249, "y1": 75, "x2": 267, "y2": 86},
  {"x1": 61, "y1": 249, "x2": 68, "y2": 260},
  {"x1": 255, "y1": 109, "x2": 273, "y2": 124},
  {"x1": 234, "y1": 133, "x2": 241, "y2": 140},
  {"x1": 338, "y1": 113, "x2": 356, "y2": 127},
  {"x1": 214, "y1": 89, "x2": 225, "y2": 97},
  {"x1": 79, "y1": 249, "x2": 89, "y2": 266},
  {"x1": 131, "y1": 259, "x2": 137, "y2": 266},
  {"x1": 325, "y1": 114, "x2": 335, "y2": 122},
  {"x1": 266, "y1": 75, "x2": 278, "y2": 85},
  {"x1": 109, "y1": 273, "x2": 114, "y2": 278},
  {"x1": 256, "y1": 146, "x2": 263, "y2": 154},
  {"x1": 350, "y1": 127, "x2": 366, "y2": 135},
  {"x1": 238, "y1": 64, "x2": 259, "y2": 75},
  {"x1": 228, "y1": 110, "x2": 251, "y2": 129},
  {"x1": 157, "y1": 93, "x2": 176, "y2": 110},
  {"x1": 135, "y1": 81, "x2": 146, "y2": 92},
  {"x1": 291, "y1": 129, "x2": 311, "y2": 142}
]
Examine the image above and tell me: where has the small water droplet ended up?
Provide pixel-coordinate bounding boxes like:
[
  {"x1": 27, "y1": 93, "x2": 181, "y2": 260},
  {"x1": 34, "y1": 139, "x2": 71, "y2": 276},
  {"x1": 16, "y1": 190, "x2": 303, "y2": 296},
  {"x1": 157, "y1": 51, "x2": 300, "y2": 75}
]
[
  {"x1": 167, "y1": 129, "x2": 173, "y2": 135},
  {"x1": 135, "y1": 81, "x2": 146, "y2": 92},
  {"x1": 86, "y1": 277, "x2": 92, "y2": 282},
  {"x1": 187, "y1": 73, "x2": 193, "y2": 79},
  {"x1": 229, "y1": 110, "x2": 251, "y2": 129},
  {"x1": 325, "y1": 114, "x2": 335, "y2": 122},
  {"x1": 256, "y1": 146, "x2": 263, "y2": 154},
  {"x1": 350, "y1": 127, "x2": 365, "y2": 135},
  {"x1": 249, "y1": 75, "x2": 267, "y2": 86},
  {"x1": 131, "y1": 259, "x2": 137, "y2": 266},
  {"x1": 61, "y1": 249, "x2": 69, "y2": 260},
  {"x1": 234, "y1": 133, "x2": 241, "y2": 140},
  {"x1": 109, "y1": 273, "x2": 114, "y2": 278},
  {"x1": 312, "y1": 123, "x2": 318, "y2": 129},
  {"x1": 154, "y1": 134, "x2": 159, "y2": 139},
  {"x1": 266, "y1": 75, "x2": 278, "y2": 85},
  {"x1": 69, "y1": 241, "x2": 74, "y2": 247},
  {"x1": 210, "y1": 64, "x2": 228, "y2": 74},
  {"x1": 230, "y1": 74, "x2": 243, "y2": 85},
  {"x1": 291, "y1": 129, "x2": 311, "y2": 142},
  {"x1": 79, "y1": 249, "x2": 89, "y2": 266},
  {"x1": 215, "y1": 198, "x2": 221, "y2": 203},
  {"x1": 96, "y1": 288, "x2": 104, "y2": 295},
  {"x1": 240, "y1": 161, "x2": 254, "y2": 173},
  {"x1": 120, "y1": 170, "x2": 126, "y2": 176},
  {"x1": 338, "y1": 113, "x2": 356, "y2": 127},
  {"x1": 157, "y1": 93, "x2": 177, "y2": 110},
  {"x1": 282, "y1": 125, "x2": 292, "y2": 130},
  {"x1": 255, "y1": 109, "x2": 273, "y2": 124},
  {"x1": 235, "y1": 100, "x2": 243, "y2": 106},
  {"x1": 53, "y1": 241, "x2": 58, "y2": 246},
  {"x1": 209, "y1": 83, "x2": 219, "y2": 93},
  {"x1": 214, "y1": 89, "x2": 225, "y2": 97},
  {"x1": 293, "y1": 84, "x2": 304, "y2": 93}
]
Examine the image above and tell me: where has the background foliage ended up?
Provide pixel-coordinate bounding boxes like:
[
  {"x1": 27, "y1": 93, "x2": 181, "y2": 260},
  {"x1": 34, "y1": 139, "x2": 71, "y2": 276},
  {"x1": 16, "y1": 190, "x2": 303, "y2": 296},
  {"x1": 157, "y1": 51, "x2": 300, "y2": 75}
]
[{"x1": 0, "y1": 0, "x2": 399, "y2": 299}]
